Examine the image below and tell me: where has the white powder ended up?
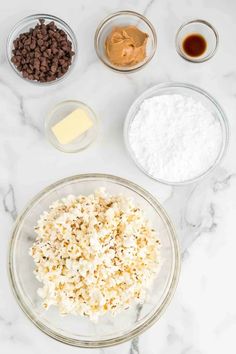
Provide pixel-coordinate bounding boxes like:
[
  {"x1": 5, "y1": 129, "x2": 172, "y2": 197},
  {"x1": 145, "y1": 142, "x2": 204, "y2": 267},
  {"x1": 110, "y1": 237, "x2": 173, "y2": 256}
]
[{"x1": 128, "y1": 94, "x2": 222, "y2": 183}]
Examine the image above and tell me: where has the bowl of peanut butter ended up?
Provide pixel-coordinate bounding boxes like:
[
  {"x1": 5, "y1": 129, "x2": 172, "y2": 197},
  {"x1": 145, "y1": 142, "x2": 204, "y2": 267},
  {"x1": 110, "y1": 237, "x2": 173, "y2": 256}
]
[{"x1": 94, "y1": 11, "x2": 157, "y2": 73}]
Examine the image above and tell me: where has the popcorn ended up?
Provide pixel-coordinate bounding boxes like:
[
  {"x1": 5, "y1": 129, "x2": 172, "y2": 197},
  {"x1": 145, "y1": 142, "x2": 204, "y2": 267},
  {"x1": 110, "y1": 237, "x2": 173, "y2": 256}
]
[{"x1": 30, "y1": 189, "x2": 160, "y2": 321}]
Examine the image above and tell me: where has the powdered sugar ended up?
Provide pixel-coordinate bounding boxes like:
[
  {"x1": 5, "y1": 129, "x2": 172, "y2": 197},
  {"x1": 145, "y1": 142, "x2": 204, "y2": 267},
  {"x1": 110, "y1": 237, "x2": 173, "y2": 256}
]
[{"x1": 128, "y1": 94, "x2": 222, "y2": 183}]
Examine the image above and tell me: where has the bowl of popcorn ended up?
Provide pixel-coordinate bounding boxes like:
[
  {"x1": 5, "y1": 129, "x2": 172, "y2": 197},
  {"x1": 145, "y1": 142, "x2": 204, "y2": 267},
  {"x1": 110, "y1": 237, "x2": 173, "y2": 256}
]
[{"x1": 8, "y1": 174, "x2": 180, "y2": 348}]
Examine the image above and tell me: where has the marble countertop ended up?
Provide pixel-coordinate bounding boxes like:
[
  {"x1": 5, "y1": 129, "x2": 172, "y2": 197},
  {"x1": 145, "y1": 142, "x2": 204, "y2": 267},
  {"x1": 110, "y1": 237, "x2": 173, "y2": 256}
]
[{"x1": 1, "y1": 0, "x2": 236, "y2": 353}]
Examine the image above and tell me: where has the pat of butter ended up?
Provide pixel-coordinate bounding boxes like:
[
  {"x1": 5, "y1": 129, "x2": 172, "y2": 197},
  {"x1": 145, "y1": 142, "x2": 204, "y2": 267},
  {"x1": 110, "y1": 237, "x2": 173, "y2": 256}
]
[{"x1": 51, "y1": 108, "x2": 93, "y2": 145}]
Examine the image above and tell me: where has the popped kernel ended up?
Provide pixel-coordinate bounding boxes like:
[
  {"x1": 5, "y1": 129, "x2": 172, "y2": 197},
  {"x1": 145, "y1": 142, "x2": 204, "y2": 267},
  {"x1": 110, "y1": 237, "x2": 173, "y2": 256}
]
[{"x1": 29, "y1": 189, "x2": 160, "y2": 321}]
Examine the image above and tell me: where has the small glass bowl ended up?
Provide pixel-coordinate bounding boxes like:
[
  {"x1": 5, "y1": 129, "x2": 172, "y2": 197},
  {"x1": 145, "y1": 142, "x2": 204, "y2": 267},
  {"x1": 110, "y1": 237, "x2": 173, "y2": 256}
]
[
  {"x1": 6, "y1": 14, "x2": 77, "y2": 85},
  {"x1": 8, "y1": 173, "x2": 180, "y2": 347},
  {"x1": 124, "y1": 82, "x2": 229, "y2": 185},
  {"x1": 175, "y1": 19, "x2": 219, "y2": 63},
  {"x1": 94, "y1": 10, "x2": 157, "y2": 73},
  {"x1": 45, "y1": 100, "x2": 98, "y2": 153}
]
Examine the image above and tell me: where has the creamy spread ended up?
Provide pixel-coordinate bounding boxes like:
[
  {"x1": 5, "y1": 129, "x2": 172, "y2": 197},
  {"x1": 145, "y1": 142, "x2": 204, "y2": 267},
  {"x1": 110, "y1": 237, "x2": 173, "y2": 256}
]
[{"x1": 105, "y1": 25, "x2": 148, "y2": 67}]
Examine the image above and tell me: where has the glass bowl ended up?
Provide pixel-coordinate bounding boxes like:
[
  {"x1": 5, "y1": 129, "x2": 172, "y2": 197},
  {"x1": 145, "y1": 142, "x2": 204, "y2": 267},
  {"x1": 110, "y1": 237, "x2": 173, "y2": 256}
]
[
  {"x1": 8, "y1": 174, "x2": 180, "y2": 348},
  {"x1": 124, "y1": 82, "x2": 229, "y2": 185},
  {"x1": 45, "y1": 100, "x2": 98, "y2": 153},
  {"x1": 6, "y1": 14, "x2": 77, "y2": 85},
  {"x1": 175, "y1": 19, "x2": 219, "y2": 63},
  {"x1": 94, "y1": 11, "x2": 157, "y2": 73}
]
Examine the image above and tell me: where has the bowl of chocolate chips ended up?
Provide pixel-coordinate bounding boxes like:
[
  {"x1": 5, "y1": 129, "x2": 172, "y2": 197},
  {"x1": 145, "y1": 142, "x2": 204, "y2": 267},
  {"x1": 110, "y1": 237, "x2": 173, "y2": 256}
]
[{"x1": 7, "y1": 14, "x2": 77, "y2": 84}]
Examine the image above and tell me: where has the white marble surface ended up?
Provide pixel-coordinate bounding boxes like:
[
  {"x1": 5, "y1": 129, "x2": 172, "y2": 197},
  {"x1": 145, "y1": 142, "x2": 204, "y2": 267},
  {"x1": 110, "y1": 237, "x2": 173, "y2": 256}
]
[{"x1": 0, "y1": 0, "x2": 236, "y2": 353}]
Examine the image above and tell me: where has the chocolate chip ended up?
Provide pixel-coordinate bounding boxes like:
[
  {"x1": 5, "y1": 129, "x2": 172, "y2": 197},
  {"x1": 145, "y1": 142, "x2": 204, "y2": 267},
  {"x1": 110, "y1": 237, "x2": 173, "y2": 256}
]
[
  {"x1": 11, "y1": 19, "x2": 75, "y2": 82},
  {"x1": 51, "y1": 65, "x2": 57, "y2": 73},
  {"x1": 24, "y1": 38, "x2": 31, "y2": 46}
]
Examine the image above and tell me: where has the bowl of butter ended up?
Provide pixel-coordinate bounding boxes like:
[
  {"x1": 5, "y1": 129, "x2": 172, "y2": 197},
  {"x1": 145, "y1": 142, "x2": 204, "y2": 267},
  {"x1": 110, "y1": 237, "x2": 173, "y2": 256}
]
[{"x1": 45, "y1": 100, "x2": 98, "y2": 153}]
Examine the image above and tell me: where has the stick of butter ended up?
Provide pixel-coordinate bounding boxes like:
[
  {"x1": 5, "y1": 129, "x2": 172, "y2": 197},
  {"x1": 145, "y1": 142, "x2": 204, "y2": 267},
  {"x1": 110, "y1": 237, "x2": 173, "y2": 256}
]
[{"x1": 51, "y1": 108, "x2": 93, "y2": 145}]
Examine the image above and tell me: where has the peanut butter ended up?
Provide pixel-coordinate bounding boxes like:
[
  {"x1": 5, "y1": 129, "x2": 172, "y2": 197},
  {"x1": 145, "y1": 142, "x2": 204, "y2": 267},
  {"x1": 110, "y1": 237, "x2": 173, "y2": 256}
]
[{"x1": 105, "y1": 26, "x2": 148, "y2": 67}]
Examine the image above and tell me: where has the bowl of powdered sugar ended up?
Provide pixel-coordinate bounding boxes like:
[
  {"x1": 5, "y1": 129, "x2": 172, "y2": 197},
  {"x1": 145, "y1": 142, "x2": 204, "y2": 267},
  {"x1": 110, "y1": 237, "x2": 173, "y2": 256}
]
[{"x1": 124, "y1": 82, "x2": 229, "y2": 185}]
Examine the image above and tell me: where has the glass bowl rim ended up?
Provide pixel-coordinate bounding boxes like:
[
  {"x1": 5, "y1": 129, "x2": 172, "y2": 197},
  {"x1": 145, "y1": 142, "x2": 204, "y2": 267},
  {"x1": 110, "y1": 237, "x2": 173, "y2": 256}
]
[
  {"x1": 44, "y1": 100, "x2": 99, "y2": 153},
  {"x1": 6, "y1": 13, "x2": 78, "y2": 86},
  {"x1": 175, "y1": 19, "x2": 219, "y2": 63},
  {"x1": 8, "y1": 173, "x2": 180, "y2": 348},
  {"x1": 124, "y1": 82, "x2": 229, "y2": 186},
  {"x1": 94, "y1": 10, "x2": 157, "y2": 73}
]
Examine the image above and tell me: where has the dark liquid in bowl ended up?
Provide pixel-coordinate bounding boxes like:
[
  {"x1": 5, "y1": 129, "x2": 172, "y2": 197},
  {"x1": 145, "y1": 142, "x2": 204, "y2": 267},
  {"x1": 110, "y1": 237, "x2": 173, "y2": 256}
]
[{"x1": 182, "y1": 33, "x2": 207, "y2": 57}]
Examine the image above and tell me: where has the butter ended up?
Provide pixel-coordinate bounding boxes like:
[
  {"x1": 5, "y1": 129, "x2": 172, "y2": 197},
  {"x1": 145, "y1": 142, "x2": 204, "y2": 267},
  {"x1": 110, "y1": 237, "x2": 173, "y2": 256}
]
[{"x1": 52, "y1": 108, "x2": 93, "y2": 145}]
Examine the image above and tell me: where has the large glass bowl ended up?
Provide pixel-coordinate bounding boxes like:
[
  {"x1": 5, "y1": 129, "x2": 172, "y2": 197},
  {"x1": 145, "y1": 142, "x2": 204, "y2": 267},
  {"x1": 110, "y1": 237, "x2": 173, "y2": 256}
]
[
  {"x1": 8, "y1": 174, "x2": 180, "y2": 348},
  {"x1": 124, "y1": 82, "x2": 229, "y2": 185},
  {"x1": 6, "y1": 14, "x2": 77, "y2": 85}
]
